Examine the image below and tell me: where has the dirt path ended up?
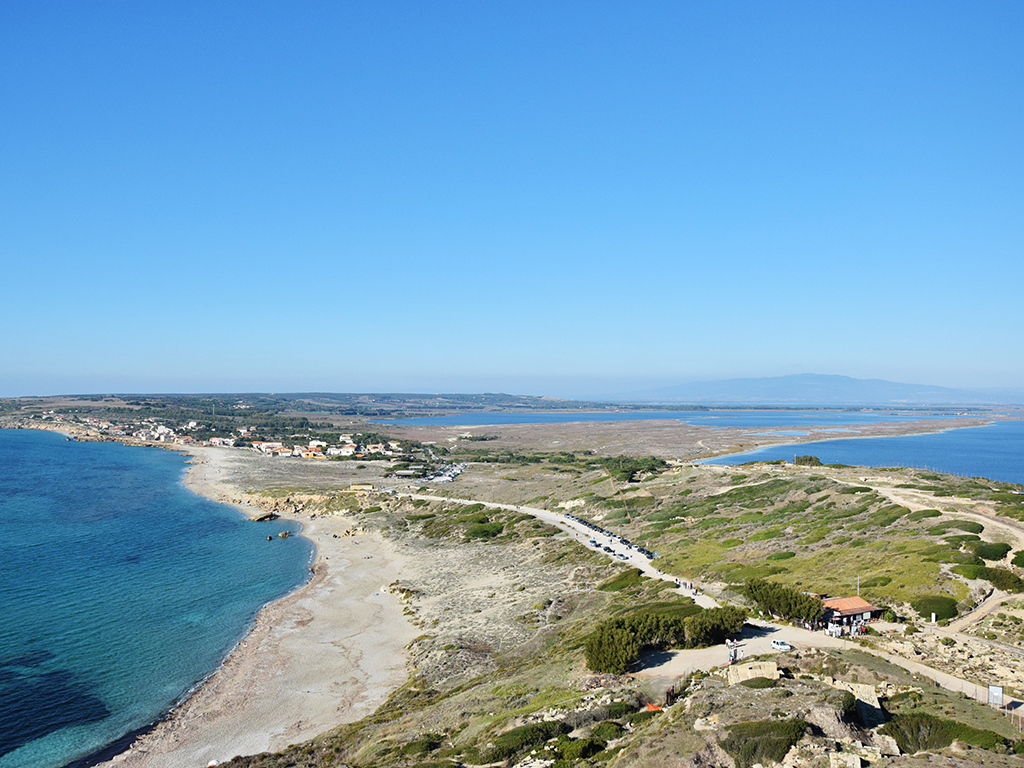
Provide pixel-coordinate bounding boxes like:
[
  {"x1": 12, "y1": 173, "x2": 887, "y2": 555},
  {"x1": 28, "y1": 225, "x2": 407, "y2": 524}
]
[{"x1": 948, "y1": 589, "x2": 1007, "y2": 633}]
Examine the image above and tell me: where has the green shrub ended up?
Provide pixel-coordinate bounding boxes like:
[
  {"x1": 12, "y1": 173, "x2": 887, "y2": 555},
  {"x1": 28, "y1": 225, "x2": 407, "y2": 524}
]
[
  {"x1": 584, "y1": 604, "x2": 739, "y2": 673},
  {"x1": 604, "y1": 702, "x2": 637, "y2": 719},
  {"x1": 1012, "y1": 551, "x2": 1024, "y2": 568},
  {"x1": 953, "y1": 564, "x2": 984, "y2": 580},
  {"x1": 399, "y1": 735, "x2": 442, "y2": 755},
  {"x1": 719, "y1": 720, "x2": 807, "y2": 768},
  {"x1": 739, "y1": 676, "x2": 777, "y2": 689},
  {"x1": 944, "y1": 534, "x2": 981, "y2": 545},
  {"x1": 879, "y1": 713, "x2": 1008, "y2": 753},
  {"x1": 585, "y1": 624, "x2": 640, "y2": 675},
  {"x1": 907, "y1": 509, "x2": 942, "y2": 521},
  {"x1": 953, "y1": 565, "x2": 1023, "y2": 592},
  {"x1": 880, "y1": 713, "x2": 953, "y2": 753},
  {"x1": 766, "y1": 551, "x2": 796, "y2": 561},
  {"x1": 484, "y1": 721, "x2": 570, "y2": 761},
  {"x1": 465, "y1": 522, "x2": 503, "y2": 539},
  {"x1": 969, "y1": 541, "x2": 1012, "y2": 561},
  {"x1": 591, "y1": 721, "x2": 624, "y2": 740},
  {"x1": 744, "y1": 579, "x2": 824, "y2": 622},
  {"x1": 627, "y1": 710, "x2": 659, "y2": 725},
  {"x1": 910, "y1": 595, "x2": 958, "y2": 621},
  {"x1": 929, "y1": 520, "x2": 984, "y2": 535},
  {"x1": 793, "y1": 455, "x2": 822, "y2": 466},
  {"x1": 839, "y1": 691, "x2": 857, "y2": 719},
  {"x1": 560, "y1": 736, "x2": 607, "y2": 760}
]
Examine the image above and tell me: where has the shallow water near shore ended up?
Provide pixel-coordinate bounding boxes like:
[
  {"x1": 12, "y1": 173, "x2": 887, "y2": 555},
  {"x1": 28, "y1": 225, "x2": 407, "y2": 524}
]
[{"x1": 0, "y1": 429, "x2": 313, "y2": 768}]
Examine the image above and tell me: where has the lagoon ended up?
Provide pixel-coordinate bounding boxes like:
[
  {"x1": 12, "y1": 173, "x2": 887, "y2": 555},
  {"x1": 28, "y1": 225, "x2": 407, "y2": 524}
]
[
  {"x1": 704, "y1": 419, "x2": 1024, "y2": 486},
  {"x1": 374, "y1": 409, "x2": 981, "y2": 428}
]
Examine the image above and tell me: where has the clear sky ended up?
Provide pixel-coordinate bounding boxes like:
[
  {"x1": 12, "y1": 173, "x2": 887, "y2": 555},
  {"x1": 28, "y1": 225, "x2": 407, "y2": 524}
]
[{"x1": 2, "y1": 1, "x2": 1022, "y2": 398}]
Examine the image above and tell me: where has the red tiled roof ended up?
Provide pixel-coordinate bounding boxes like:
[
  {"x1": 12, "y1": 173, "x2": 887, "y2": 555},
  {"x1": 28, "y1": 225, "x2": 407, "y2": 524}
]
[{"x1": 822, "y1": 596, "x2": 880, "y2": 615}]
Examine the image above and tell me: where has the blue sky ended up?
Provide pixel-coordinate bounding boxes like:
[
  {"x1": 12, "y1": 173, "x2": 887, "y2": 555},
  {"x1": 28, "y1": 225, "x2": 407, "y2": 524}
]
[{"x1": 2, "y1": 2, "x2": 1022, "y2": 398}]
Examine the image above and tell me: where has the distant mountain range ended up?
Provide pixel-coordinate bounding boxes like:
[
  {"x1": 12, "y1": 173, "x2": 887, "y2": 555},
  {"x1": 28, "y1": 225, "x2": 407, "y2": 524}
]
[{"x1": 612, "y1": 374, "x2": 1024, "y2": 407}]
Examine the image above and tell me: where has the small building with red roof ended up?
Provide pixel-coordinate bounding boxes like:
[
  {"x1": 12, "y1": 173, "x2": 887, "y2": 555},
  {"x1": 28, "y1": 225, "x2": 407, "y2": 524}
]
[{"x1": 822, "y1": 595, "x2": 883, "y2": 624}]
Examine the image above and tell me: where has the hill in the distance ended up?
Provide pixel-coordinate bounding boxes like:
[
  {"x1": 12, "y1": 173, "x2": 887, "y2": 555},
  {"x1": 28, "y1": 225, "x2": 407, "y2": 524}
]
[{"x1": 612, "y1": 373, "x2": 1024, "y2": 407}]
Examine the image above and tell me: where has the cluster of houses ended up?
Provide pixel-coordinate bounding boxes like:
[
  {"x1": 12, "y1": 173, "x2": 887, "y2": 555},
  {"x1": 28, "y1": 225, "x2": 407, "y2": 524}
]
[{"x1": 249, "y1": 438, "x2": 404, "y2": 459}]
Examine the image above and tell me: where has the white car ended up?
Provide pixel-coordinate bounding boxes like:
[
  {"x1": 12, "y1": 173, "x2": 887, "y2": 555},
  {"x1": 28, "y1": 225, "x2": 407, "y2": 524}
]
[{"x1": 770, "y1": 639, "x2": 792, "y2": 651}]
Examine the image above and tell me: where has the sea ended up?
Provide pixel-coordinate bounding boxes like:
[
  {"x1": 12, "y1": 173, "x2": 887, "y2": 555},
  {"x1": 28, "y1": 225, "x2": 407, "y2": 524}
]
[{"x1": 0, "y1": 429, "x2": 313, "y2": 768}]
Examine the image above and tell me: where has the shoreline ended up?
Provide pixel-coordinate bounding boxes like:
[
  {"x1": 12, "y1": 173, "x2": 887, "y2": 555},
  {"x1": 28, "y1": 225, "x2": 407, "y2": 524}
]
[{"x1": 91, "y1": 446, "x2": 420, "y2": 768}]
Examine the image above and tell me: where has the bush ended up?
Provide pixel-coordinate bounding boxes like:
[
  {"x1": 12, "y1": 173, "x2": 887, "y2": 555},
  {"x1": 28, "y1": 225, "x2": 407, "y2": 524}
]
[
  {"x1": 839, "y1": 691, "x2": 857, "y2": 719},
  {"x1": 605, "y1": 701, "x2": 637, "y2": 719},
  {"x1": 627, "y1": 709, "x2": 659, "y2": 725},
  {"x1": 591, "y1": 721, "x2": 624, "y2": 740},
  {"x1": 1012, "y1": 551, "x2": 1024, "y2": 568},
  {"x1": 969, "y1": 541, "x2": 1012, "y2": 561},
  {"x1": 585, "y1": 623, "x2": 640, "y2": 675},
  {"x1": 399, "y1": 735, "x2": 442, "y2": 755},
  {"x1": 793, "y1": 455, "x2": 822, "y2": 466},
  {"x1": 465, "y1": 522, "x2": 503, "y2": 539},
  {"x1": 744, "y1": 579, "x2": 824, "y2": 622},
  {"x1": 484, "y1": 721, "x2": 570, "y2": 761},
  {"x1": 739, "y1": 676, "x2": 777, "y2": 689},
  {"x1": 584, "y1": 603, "x2": 735, "y2": 673},
  {"x1": 880, "y1": 713, "x2": 953, "y2": 753},
  {"x1": 559, "y1": 737, "x2": 607, "y2": 760},
  {"x1": 766, "y1": 551, "x2": 796, "y2": 561},
  {"x1": 879, "y1": 713, "x2": 1009, "y2": 753},
  {"x1": 910, "y1": 595, "x2": 958, "y2": 621},
  {"x1": 953, "y1": 565, "x2": 1024, "y2": 592},
  {"x1": 719, "y1": 720, "x2": 807, "y2": 768}
]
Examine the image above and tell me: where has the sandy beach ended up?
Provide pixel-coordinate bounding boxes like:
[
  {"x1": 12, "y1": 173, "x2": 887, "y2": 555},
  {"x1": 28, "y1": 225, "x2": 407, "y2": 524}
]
[{"x1": 96, "y1": 447, "x2": 419, "y2": 768}]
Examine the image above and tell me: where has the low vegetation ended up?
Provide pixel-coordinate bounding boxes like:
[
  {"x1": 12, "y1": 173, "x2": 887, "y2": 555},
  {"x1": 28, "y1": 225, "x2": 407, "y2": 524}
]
[
  {"x1": 584, "y1": 603, "x2": 745, "y2": 674},
  {"x1": 718, "y1": 719, "x2": 808, "y2": 768}
]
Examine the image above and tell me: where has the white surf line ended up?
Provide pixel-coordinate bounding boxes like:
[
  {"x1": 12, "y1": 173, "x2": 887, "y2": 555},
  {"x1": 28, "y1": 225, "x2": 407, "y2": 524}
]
[{"x1": 391, "y1": 490, "x2": 719, "y2": 609}]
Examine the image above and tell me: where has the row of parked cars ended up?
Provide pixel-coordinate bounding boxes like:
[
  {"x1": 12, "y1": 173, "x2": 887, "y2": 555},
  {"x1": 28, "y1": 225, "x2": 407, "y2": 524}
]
[{"x1": 562, "y1": 511, "x2": 655, "y2": 560}]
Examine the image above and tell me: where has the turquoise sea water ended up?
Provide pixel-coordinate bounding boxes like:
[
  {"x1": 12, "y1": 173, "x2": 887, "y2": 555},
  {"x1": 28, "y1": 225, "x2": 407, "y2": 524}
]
[
  {"x1": 0, "y1": 429, "x2": 313, "y2": 768},
  {"x1": 704, "y1": 419, "x2": 1024, "y2": 486}
]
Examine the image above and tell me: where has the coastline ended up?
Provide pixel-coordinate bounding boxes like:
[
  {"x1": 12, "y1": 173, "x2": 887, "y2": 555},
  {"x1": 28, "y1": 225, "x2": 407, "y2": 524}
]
[{"x1": 92, "y1": 446, "x2": 419, "y2": 768}]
